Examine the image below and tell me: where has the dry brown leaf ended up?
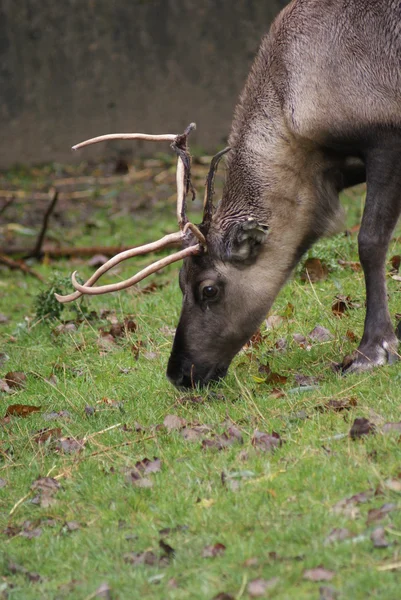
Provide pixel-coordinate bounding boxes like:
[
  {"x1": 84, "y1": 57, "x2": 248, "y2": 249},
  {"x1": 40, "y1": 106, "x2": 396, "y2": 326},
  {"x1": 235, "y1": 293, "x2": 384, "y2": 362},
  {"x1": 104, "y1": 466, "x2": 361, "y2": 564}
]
[
  {"x1": 303, "y1": 567, "x2": 335, "y2": 582},
  {"x1": 324, "y1": 528, "x2": 352, "y2": 545},
  {"x1": 390, "y1": 255, "x2": 401, "y2": 272},
  {"x1": 309, "y1": 326, "x2": 333, "y2": 342},
  {"x1": 251, "y1": 430, "x2": 282, "y2": 452},
  {"x1": 350, "y1": 417, "x2": 376, "y2": 439},
  {"x1": 367, "y1": 503, "x2": 396, "y2": 524},
  {"x1": 202, "y1": 543, "x2": 226, "y2": 558},
  {"x1": 371, "y1": 527, "x2": 389, "y2": 548},
  {"x1": 248, "y1": 577, "x2": 279, "y2": 597},
  {"x1": 301, "y1": 258, "x2": 328, "y2": 282},
  {"x1": 338, "y1": 259, "x2": 361, "y2": 271},
  {"x1": 5, "y1": 404, "x2": 41, "y2": 417},
  {"x1": 163, "y1": 414, "x2": 187, "y2": 431},
  {"x1": 33, "y1": 427, "x2": 62, "y2": 444},
  {"x1": 5, "y1": 371, "x2": 27, "y2": 389}
]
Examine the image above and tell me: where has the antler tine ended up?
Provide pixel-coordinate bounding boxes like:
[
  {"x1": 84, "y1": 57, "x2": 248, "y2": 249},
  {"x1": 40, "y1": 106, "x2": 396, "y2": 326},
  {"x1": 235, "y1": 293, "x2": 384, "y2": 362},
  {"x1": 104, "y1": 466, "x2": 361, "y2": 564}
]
[
  {"x1": 202, "y1": 146, "x2": 231, "y2": 230},
  {"x1": 72, "y1": 132, "x2": 177, "y2": 151},
  {"x1": 55, "y1": 231, "x2": 184, "y2": 303},
  {"x1": 69, "y1": 244, "x2": 201, "y2": 296},
  {"x1": 171, "y1": 123, "x2": 196, "y2": 229}
]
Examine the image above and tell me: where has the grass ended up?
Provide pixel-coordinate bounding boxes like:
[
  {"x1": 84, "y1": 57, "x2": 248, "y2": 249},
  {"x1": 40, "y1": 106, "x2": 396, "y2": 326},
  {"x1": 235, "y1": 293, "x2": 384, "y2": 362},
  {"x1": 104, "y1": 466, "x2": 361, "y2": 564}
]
[{"x1": 0, "y1": 163, "x2": 401, "y2": 600}]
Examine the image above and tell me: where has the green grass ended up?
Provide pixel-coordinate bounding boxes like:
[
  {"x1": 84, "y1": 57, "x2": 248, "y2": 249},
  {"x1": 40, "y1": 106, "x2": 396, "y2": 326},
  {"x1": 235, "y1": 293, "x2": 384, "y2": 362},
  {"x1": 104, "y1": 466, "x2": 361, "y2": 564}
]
[{"x1": 1, "y1": 167, "x2": 401, "y2": 600}]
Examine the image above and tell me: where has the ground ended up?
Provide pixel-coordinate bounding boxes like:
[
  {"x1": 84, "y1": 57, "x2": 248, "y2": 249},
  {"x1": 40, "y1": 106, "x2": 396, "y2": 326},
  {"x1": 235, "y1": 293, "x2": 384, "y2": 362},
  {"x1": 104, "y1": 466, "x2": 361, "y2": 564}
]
[{"x1": 0, "y1": 157, "x2": 401, "y2": 600}]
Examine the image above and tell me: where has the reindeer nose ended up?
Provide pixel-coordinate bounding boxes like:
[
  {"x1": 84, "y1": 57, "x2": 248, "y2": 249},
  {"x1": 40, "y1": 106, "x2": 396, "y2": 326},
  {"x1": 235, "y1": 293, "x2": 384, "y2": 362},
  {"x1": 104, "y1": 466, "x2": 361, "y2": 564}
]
[{"x1": 167, "y1": 370, "x2": 194, "y2": 389}]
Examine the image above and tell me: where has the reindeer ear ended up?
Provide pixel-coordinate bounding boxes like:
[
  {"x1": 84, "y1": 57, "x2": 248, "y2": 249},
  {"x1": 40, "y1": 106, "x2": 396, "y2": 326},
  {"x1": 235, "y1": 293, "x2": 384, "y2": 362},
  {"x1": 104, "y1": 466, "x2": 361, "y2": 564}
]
[{"x1": 228, "y1": 218, "x2": 269, "y2": 263}]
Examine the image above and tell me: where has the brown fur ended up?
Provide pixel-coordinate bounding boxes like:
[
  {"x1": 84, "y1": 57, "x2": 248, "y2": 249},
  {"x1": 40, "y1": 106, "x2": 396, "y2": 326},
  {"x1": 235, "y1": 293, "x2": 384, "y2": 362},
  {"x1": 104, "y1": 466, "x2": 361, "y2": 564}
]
[{"x1": 167, "y1": 0, "x2": 401, "y2": 388}]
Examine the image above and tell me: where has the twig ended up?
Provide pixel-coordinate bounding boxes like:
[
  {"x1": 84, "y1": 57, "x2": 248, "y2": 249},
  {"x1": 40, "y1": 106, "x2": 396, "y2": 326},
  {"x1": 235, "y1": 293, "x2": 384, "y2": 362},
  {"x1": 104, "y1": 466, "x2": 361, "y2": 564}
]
[
  {"x1": 0, "y1": 196, "x2": 15, "y2": 216},
  {"x1": 9, "y1": 492, "x2": 32, "y2": 516},
  {"x1": 0, "y1": 253, "x2": 44, "y2": 281},
  {"x1": 28, "y1": 188, "x2": 59, "y2": 259},
  {"x1": 82, "y1": 423, "x2": 122, "y2": 443},
  {"x1": 1, "y1": 241, "x2": 178, "y2": 259}
]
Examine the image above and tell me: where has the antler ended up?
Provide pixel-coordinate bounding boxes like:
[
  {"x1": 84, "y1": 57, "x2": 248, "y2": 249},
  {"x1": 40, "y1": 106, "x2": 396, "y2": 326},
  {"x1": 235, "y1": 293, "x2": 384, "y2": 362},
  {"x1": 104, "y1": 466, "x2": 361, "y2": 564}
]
[
  {"x1": 202, "y1": 146, "x2": 231, "y2": 231},
  {"x1": 55, "y1": 123, "x2": 205, "y2": 304}
]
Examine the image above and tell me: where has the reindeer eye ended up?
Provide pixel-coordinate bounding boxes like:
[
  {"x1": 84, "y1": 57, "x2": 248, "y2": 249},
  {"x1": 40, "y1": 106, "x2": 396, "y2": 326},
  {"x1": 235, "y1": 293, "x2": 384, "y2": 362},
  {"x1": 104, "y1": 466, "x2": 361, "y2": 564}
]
[
  {"x1": 203, "y1": 285, "x2": 218, "y2": 298},
  {"x1": 200, "y1": 282, "x2": 220, "y2": 301}
]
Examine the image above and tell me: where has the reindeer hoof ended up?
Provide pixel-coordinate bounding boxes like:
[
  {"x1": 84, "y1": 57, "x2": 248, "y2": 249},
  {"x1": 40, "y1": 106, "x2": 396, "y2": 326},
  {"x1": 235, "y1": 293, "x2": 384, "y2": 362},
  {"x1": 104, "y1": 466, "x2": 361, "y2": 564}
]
[{"x1": 340, "y1": 338, "x2": 399, "y2": 374}]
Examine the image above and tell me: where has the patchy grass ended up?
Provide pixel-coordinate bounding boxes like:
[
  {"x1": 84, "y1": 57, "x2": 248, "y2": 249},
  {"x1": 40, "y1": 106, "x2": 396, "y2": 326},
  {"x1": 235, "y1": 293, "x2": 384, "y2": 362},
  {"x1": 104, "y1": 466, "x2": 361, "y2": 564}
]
[{"x1": 1, "y1": 162, "x2": 401, "y2": 600}]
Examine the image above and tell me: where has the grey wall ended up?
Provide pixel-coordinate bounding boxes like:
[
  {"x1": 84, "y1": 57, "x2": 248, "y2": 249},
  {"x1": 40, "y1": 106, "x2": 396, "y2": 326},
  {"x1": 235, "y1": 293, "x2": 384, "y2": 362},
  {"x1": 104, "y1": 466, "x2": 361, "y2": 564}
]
[{"x1": 0, "y1": 0, "x2": 287, "y2": 168}]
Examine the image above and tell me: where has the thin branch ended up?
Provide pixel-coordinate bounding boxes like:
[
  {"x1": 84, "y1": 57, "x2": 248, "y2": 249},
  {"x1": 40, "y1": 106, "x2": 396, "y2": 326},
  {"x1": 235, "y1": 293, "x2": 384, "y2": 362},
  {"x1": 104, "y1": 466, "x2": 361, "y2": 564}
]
[
  {"x1": 0, "y1": 253, "x2": 44, "y2": 281},
  {"x1": 28, "y1": 188, "x2": 59, "y2": 259},
  {"x1": 0, "y1": 196, "x2": 15, "y2": 216}
]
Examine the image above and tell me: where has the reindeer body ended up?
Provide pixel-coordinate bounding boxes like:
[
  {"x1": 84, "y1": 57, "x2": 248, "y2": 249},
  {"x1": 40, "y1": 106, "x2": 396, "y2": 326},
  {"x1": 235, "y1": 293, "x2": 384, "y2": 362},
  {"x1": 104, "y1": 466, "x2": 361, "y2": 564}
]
[
  {"x1": 167, "y1": 0, "x2": 401, "y2": 386},
  {"x1": 59, "y1": 0, "x2": 401, "y2": 388}
]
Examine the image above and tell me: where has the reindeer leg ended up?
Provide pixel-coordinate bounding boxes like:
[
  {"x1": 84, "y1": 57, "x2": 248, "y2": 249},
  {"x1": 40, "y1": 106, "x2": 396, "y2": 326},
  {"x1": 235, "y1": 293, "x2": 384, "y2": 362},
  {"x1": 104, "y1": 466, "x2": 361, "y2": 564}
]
[{"x1": 343, "y1": 147, "x2": 401, "y2": 372}]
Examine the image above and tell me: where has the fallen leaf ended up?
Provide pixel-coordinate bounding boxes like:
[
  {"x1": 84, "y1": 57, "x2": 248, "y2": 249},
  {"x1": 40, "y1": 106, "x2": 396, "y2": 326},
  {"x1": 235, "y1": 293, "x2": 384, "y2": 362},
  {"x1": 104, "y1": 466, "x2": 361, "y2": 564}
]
[
  {"x1": 87, "y1": 254, "x2": 109, "y2": 267},
  {"x1": 243, "y1": 329, "x2": 264, "y2": 349},
  {"x1": 7, "y1": 561, "x2": 42, "y2": 583},
  {"x1": 257, "y1": 363, "x2": 288, "y2": 385},
  {"x1": 181, "y1": 425, "x2": 211, "y2": 441},
  {"x1": 265, "y1": 315, "x2": 283, "y2": 330},
  {"x1": 5, "y1": 404, "x2": 41, "y2": 417},
  {"x1": 294, "y1": 373, "x2": 320, "y2": 387},
  {"x1": 319, "y1": 586, "x2": 339, "y2": 600},
  {"x1": 202, "y1": 427, "x2": 243, "y2": 451},
  {"x1": 0, "y1": 379, "x2": 12, "y2": 393},
  {"x1": 212, "y1": 594, "x2": 235, "y2": 600},
  {"x1": 163, "y1": 414, "x2": 186, "y2": 431},
  {"x1": 94, "y1": 582, "x2": 112, "y2": 599},
  {"x1": 390, "y1": 255, "x2": 401, "y2": 272},
  {"x1": 338, "y1": 259, "x2": 361, "y2": 271},
  {"x1": 248, "y1": 577, "x2": 279, "y2": 597},
  {"x1": 42, "y1": 410, "x2": 71, "y2": 421},
  {"x1": 55, "y1": 437, "x2": 85, "y2": 454},
  {"x1": 317, "y1": 397, "x2": 358, "y2": 412},
  {"x1": 371, "y1": 527, "x2": 389, "y2": 548},
  {"x1": 367, "y1": 503, "x2": 396, "y2": 524},
  {"x1": 52, "y1": 323, "x2": 77, "y2": 336},
  {"x1": 301, "y1": 258, "x2": 328, "y2": 282},
  {"x1": 324, "y1": 528, "x2": 352, "y2": 545},
  {"x1": 134, "y1": 457, "x2": 161, "y2": 474},
  {"x1": 31, "y1": 477, "x2": 60, "y2": 508},
  {"x1": 309, "y1": 326, "x2": 333, "y2": 342},
  {"x1": 274, "y1": 338, "x2": 287, "y2": 352},
  {"x1": 20, "y1": 527, "x2": 42, "y2": 539},
  {"x1": 202, "y1": 543, "x2": 226, "y2": 558},
  {"x1": 0, "y1": 478, "x2": 6, "y2": 488},
  {"x1": 293, "y1": 333, "x2": 307, "y2": 345},
  {"x1": 384, "y1": 478, "x2": 401, "y2": 493},
  {"x1": 332, "y1": 490, "x2": 372, "y2": 518},
  {"x1": 243, "y1": 557, "x2": 259, "y2": 567},
  {"x1": 0, "y1": 313, "x2": 9, "y2": 323},
  {"x1": 303, "y1": 567, "x2": 335, "y2": 582},
  {"x1": 5, "y1": 371, "x2": 27, "y2": 389},
  {"x1": 97, "y1": 333, "x2": 116, "y2": 352},
  {"x1": 33, "y1": 427, "x2": 62, "y2": 444},
  {"x1": 159, "y1": 539, "x2": 175, "y2": 558},
  {"x1": 124, "y1": 551, "x2": 159, "y2": 566},
  {"x1": 383, "y1": 422, "x2": 401, "y2": 434},
  {"x1": 350, "y1": 417, "x2": 376, "y2": 439},
  {"x1": 345, "y1": 329, "x2": 358, "y2": 343},
  {"x1": 251, "y1": 430, "x2": 282, "y2": 452},
  {"x1": 332, "y1": 295, "x2": 360, "y2": 317}
]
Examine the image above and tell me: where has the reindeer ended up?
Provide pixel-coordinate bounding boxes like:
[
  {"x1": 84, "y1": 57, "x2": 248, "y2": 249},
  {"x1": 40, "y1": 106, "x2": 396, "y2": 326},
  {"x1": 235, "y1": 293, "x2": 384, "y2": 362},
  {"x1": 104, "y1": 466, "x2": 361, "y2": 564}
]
[{"x1": 57, "y1": 0, "x2": 401, "y2": 388}]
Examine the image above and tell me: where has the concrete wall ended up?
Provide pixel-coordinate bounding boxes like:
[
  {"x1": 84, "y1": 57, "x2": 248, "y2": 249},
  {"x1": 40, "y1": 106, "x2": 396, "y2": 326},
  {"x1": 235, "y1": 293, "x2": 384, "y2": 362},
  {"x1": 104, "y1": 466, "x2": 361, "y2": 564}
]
[{"x1": 0, "y1": 0, "x2": 288, "y2": 168}]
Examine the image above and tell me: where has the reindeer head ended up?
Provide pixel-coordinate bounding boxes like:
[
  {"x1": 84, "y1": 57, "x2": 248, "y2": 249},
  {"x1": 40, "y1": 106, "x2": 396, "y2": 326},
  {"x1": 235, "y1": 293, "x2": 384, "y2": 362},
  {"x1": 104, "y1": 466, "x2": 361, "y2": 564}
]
[{"x1": 56, "y1": 125, "x2": 272, "y2": 388}]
